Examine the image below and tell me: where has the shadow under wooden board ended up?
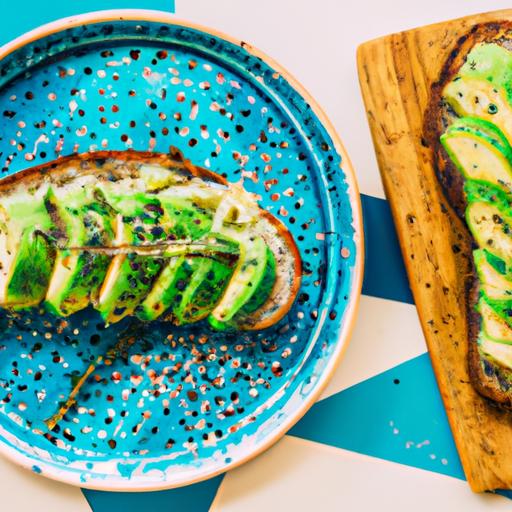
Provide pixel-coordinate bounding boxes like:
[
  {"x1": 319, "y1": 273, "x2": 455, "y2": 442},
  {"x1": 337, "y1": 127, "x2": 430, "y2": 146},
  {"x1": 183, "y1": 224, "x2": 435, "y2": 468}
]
[{"x1": 357, "y1": 9, "x2": 512, "y2": 493}]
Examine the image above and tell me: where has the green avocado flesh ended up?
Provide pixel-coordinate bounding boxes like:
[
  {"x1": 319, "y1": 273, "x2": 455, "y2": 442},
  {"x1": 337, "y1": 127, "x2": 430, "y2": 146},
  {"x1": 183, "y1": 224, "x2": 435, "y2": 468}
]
[
  {"x1": 96, "y1": 187, "x2": 178, "y2": 324},
  {"x1": 441, "y1": 42, "x2": 512, "y2": 368},
  {"x1": 6, "y1": 228, "x2": 55, "y2": 309},
  {"x1": 0, "y1": 191, "x2": 55, "y2": 308},
  {"x1": 441, "y1": 118, "x2": 512, "y2": 189},
  {"x1": 0, "y1": 162, "x2": 282, "y2": 330},
  {"x1": 173, "y1": 257, "x2": 234, "y2": 324},
  {"x1": 44, "y1": 184, "x2": 116, "y2": 317},
  {"x1": 464, "y1": 182, "x2": 512, "y2": 264},
  {"x1": 480, "y1": 295, "x2": 512, "y2": 334},
  {"x1": 137, "y1": 238, "x2": 238, "y2": 322},
  {"x1": 238, "y1": 247, "x2": 277, "y2": 315},
  {"x1": 137, "y1": 255, "x2": 190, "y2": 321},
  {"x1": 479, "y1": 298, "x2": 512, "y2": 343},
  {"x1": 474, "y1": 249, "x2": 512, "y2": 299},
  {"x1": 458, "y1": 43, "x2": 512, "y2": 100},
  {"x1": 480, "y1": 332, "x2": 512, "y2": 368},
  {"x1": 208, "y1": 236, "x2": 272, "y2": 329}
]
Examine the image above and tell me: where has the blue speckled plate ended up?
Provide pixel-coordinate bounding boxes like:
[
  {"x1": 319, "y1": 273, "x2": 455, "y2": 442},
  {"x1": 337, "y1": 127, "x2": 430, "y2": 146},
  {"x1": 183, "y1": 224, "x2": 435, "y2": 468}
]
[{"x1": 0, "y1": 10, "x2": 363, "y2": 490}]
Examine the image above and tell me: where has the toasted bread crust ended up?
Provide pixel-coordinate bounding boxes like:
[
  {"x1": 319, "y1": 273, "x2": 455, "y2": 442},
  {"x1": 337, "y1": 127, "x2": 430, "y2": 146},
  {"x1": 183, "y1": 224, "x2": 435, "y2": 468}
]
[
  {"x1": 425, "y1": 22, "x2": 512, "y2": 407},
  {"x1": 239, "y1": 211, "x2": 302, "y2": 330},
  {"x1": 0, "y1": 149, "x2": 301, "y2": 330},
  {"x1": 0, "y1": 148, "x2": 227, "y2": 191}
]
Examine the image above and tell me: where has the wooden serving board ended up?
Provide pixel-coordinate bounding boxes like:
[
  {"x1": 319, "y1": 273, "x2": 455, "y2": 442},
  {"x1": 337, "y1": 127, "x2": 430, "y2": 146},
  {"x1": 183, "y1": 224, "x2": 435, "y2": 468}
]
[{"x1": 357, "y1": 9, "x2": 512, "y2": 493}]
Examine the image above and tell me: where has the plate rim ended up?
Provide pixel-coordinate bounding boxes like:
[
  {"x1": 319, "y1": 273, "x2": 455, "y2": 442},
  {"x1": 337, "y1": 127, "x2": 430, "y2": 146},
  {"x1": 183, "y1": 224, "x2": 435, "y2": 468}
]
[{"x1": 0, "y1": 8, "x2": 364, "y2": 491}]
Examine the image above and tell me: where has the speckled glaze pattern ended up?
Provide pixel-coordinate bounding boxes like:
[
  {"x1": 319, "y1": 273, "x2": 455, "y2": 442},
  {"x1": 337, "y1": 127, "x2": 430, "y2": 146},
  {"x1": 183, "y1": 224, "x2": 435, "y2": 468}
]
[{"x1": 0, "y1": 12, "x2": 362, "y2": 490}]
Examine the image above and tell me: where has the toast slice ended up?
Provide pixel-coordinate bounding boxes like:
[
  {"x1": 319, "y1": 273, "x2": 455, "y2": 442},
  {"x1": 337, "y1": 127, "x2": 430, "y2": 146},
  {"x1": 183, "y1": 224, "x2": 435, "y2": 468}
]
[
  {"x1": 0, "y1": 149, "x2": 301, "y2": 330},
  {"x1": 425, "y1": 22, "x2": 512, "y2": 407}
]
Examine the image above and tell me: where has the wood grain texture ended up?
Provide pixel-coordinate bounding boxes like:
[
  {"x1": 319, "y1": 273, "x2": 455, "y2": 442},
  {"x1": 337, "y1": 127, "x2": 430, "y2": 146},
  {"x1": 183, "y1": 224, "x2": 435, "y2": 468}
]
[{"x1": 357, "y1": 9, "x2": 512, "y2": 493}]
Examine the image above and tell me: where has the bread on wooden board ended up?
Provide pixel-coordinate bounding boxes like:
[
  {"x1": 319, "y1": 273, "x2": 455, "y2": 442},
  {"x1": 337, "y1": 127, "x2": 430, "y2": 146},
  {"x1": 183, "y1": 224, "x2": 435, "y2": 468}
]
[{"x1": 425, "y1": 22, "x2": 512, "y2": 407}]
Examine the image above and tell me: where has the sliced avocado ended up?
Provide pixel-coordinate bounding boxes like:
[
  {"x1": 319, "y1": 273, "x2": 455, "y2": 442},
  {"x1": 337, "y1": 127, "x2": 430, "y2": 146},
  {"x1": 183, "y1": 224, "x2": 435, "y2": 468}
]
[
  {"x1": 138, "y1": 233, "x2": 238, "y2": 322},
  {"x1": 211, "y1": 246, "x2": 277, "y2": 330},
  {"x1": 157, "y1": 195, "x2": 214, "y2": 241},
  {"x1": 458, "y1": 43, "x2": 512, "y2": 101},
  {"x1": 135, "y1": 194, "x2": 216, "y2": 322},
  {"x1": 0, "y1": 190, "x2": 55, "y2": 308},
  {"x1": 169, "y1": 258, "x2": 210, "y2": 323},
  {"x1": 479, "y1": 332, "x2": 512, "y2": 368},
  {"x1": 137, "y1": 256, "x2": 190, "y2": 321},
  {"x1": 184, "y1": 259, "x2": 233, "y2": 323},
  {"x1": 6, "y1": 228, "x2": 55, "y2": 308},
  {"x1": 475, "y1": 249, "x2": 512, "y2": 299},
  {"x1": 98, "y1": 250, "x2": 162, "y2": 324},
  {"x1": 464, "y1": 178, "x2": 512, "y2": 207},
  {"x1": 235, "y1": 247, "x2": 276, "y2": 316},
  {"x1": 479, "y1": 297, "x2": 512, "y2": 344},
  {"x1": 44, "y1": 185, "x2": 115, "y2": 316},
  {"x1": 96, "y1": 186, "x2": 167, "y2": 324},
  {"x1": 173, "y1": 257, "x2": 234, "y2": 325},
  {"x1": 481, "y1": 246, "x2": 509, "y2": 274},
  {"x1": 99, "y1": 177, "x2": 236, "y2": 326},
  {"x1": 466, "y1": 201, "x2": 512, "y2": 264},
  {"x1": 480, "y1": 295, "x2": 512, "y2": 331},
  {"x1": 441, "y1": 117, "x2": 512, "y2": 189},
  {"x1": 464, "y1": 180, "x2": 512, "y2": 263},
  {"x1": 208, "y1": 235, "x2": 272, "y2": 329},
  {"x1": 441, "y1": 42, "x2": 512, "y2": 372},
  {"x1": 464, "y1": 179, "x2": 512, "y2": 225},
  {"x1": 443, "y1": 77, "x2": 512, "y2": 142}
]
